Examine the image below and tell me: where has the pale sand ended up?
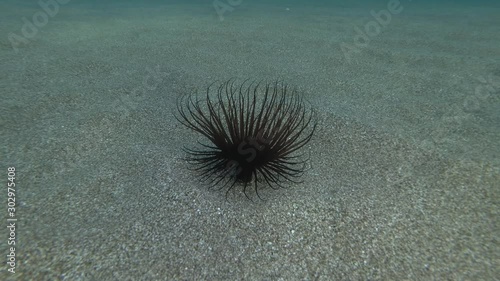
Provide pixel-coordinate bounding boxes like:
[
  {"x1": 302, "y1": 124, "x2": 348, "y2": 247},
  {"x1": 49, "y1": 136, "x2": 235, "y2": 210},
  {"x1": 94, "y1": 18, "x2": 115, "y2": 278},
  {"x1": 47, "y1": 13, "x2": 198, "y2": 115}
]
[{"x1": 1, "y1": 1, "x2": 499, "y2": 280}]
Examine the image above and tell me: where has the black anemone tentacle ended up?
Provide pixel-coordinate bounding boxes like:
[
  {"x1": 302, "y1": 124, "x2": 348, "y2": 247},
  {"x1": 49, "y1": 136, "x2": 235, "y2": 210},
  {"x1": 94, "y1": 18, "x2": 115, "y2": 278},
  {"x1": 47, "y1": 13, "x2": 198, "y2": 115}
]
[{"x1": 175, "y1": 79, "x2": 317, "y2": 199}]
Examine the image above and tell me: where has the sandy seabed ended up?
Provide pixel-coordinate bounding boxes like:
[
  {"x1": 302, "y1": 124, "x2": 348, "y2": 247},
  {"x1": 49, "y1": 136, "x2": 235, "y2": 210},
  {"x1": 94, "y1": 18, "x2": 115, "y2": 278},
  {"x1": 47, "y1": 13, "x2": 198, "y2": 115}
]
[{"x1": 1, "y1": 1, "x2": 499, "y2": 280}]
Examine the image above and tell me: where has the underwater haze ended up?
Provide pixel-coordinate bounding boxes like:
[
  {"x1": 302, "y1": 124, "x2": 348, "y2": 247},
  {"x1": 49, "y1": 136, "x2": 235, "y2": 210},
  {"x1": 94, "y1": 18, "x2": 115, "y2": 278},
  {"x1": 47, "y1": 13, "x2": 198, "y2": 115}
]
[{"x1": 1, "y1": 0, "x2": 499, "y2": 280}]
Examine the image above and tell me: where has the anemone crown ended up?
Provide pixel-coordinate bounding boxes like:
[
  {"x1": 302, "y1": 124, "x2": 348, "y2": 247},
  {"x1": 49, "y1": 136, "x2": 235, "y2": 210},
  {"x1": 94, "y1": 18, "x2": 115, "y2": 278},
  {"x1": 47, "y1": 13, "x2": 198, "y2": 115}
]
[{"x1": 176, "y1": 79, "x2": 317, "y2": 198}]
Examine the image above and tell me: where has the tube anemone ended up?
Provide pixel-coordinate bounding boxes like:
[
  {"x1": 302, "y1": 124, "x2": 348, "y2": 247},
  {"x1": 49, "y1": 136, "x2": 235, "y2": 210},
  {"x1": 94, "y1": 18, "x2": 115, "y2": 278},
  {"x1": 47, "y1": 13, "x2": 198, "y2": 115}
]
[{"x1": 175, "y1": 79, "x2": 317, "y2": 198}]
